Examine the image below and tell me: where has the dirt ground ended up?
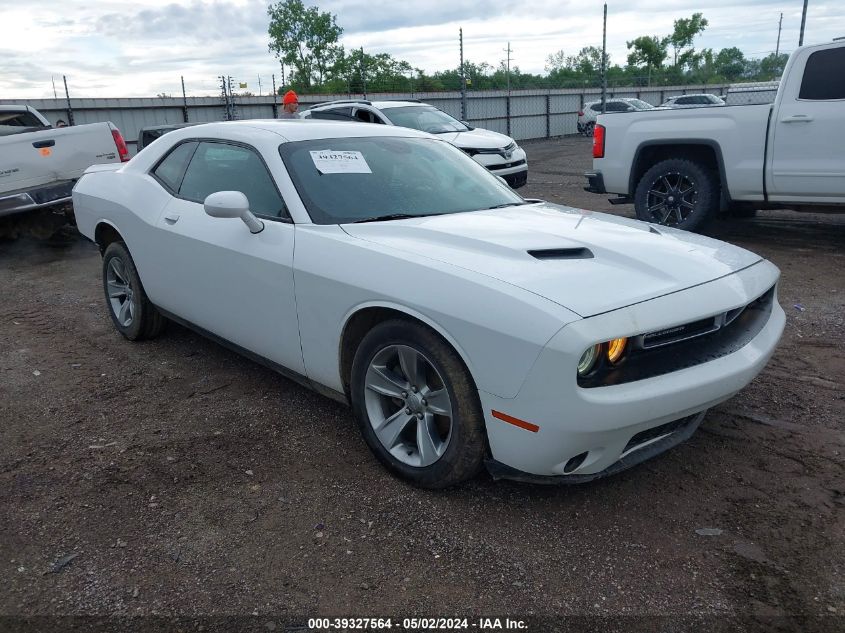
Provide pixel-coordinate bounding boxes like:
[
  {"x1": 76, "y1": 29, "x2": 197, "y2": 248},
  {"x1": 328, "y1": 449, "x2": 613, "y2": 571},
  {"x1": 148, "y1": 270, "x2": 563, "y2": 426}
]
[{"x1": 1, "y1": 136, "x2": 843, "y2": 632}]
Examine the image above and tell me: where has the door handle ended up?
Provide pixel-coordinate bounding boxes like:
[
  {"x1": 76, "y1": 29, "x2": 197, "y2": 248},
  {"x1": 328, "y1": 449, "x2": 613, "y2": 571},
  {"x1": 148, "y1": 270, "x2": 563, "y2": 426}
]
[
  {"x1": 32, "y1": 139, "x2": 55, "y2": 148},
  {"x1": 781, "y1": 114, "x2": 814, "y2": 123},
  {"x1": 163, "y1": 213, "x2": 180, "y2": 224}
]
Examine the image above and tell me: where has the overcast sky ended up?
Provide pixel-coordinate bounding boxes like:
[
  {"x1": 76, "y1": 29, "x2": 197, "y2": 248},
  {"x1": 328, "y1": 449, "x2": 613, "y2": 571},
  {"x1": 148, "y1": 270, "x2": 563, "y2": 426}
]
[{"x1": 1, "y1": 0, "x2": 842, "y2": 98}]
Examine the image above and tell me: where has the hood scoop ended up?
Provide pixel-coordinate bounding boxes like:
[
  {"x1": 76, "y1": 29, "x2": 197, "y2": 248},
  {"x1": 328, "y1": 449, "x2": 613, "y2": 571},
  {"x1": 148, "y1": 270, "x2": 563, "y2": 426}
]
[{"x1": 528, "y1": 247, "x2": 594, "y2": 260}]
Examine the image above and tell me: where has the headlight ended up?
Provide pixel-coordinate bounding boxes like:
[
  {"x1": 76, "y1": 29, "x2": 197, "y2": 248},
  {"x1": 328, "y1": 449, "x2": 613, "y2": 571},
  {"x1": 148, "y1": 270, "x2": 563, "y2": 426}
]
[
  {"x1": 607, "y1": 337, "x2": 628, "y2": 364},
  {"x1": 577, "y1": 344, "x2": 601, "y2": 376}
]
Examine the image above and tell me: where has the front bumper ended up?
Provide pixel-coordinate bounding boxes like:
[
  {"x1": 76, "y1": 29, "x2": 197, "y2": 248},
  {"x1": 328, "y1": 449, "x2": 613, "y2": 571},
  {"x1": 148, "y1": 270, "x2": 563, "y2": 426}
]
[
  {"x1": 584, "y1": 171, "x2": 606, "y2": 194},
  {"x1": 486, "y1": 412, "x2": 704, "y2": 483},
  {"x1": 479, "y1": 260, "x2": 784, "y2": 480},
  {"x1": 0, "y1": 180, "x2": 74, "y2": 218}
]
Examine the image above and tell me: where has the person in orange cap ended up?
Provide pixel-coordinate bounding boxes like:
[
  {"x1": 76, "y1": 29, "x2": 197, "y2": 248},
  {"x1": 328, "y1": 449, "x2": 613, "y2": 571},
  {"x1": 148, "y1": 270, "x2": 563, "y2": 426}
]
[{"x1": 280, "y1": 90, "x2": 299, "y2": 118}]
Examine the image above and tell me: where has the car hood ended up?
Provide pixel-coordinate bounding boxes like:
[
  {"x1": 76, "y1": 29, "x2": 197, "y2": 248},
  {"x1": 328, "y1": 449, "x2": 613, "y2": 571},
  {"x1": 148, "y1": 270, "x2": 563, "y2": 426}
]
[
  {"x1": 435, "y1": 127, "x2": 515, "y2": 150},
  {"x1": 342, "y1": 203, "x2": 763, "y2": 317}
]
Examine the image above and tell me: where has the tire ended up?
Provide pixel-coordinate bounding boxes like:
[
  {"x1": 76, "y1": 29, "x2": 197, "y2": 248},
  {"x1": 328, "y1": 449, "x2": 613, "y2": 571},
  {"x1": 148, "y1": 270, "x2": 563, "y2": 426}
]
[
  {"x1": 634, "y1": 158, "x2": 719, "y2": 232},
  {"x1": 584, "y1": 121, "x2": 595, "y2": 137},
  {"x1": 350, "y1": 319, "x2": 487, "y2": 488},
  {"x1": 102, "y1": 241, "x2": 166, "y2": 341}
]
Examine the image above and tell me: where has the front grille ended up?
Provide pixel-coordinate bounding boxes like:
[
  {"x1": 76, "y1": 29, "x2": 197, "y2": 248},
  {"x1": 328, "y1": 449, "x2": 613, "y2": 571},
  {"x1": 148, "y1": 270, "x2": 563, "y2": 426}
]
[
  {"x1": 579, "y1": 285, "x2": 776, "y2": 388},
  {"x1": 488, "y1": 159, "x2": 527, "y2": 170}
]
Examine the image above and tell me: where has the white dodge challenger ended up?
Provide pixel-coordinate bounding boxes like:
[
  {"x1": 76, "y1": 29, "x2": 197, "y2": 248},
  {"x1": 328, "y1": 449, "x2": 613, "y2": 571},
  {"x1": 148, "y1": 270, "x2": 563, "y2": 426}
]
[{"x1": 72, "y1": 120, "x2": 785, "y2": 488}]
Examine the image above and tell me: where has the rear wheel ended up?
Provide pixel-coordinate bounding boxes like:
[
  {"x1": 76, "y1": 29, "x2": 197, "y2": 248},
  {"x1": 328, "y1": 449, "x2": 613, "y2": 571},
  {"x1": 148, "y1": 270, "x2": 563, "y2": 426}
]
[
  {"x1": 634, "y1": 158, "x2": 719, "y2": 232},
  {"x1": 102, "y1": 241, "x2": 166, "y2": 341},
  {"x1": 350, "y1": 320, "x2": 486, "y2": 488},
  {"x1": 584, "y1": 121, "x2": 595, "y2": 137}
]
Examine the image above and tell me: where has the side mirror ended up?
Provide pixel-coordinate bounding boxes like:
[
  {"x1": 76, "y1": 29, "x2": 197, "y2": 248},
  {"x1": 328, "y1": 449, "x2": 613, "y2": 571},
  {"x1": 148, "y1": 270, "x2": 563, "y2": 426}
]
[
  {"x1": 460, "y1": 120, "x2": 475, "y2": 131},
  {"x1": 203, "y1": 191, "x2": 264, "y2": 234},
  {"x1": 496, "y1": 175, "x2": 509, "y2": 187}
]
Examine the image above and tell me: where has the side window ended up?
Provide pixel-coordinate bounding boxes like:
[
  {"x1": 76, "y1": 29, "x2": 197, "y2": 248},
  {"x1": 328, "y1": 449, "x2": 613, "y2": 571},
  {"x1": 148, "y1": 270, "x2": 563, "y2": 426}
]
[
  {"x1": 590, "y1": 104, "x2": 602, "y2": 112},
  {"x1": 310, "y1": 107, "x2": 354, "y2": 121},
  {"x1": 799, "y1": 47, "x2": 845, "y2": 100},
  {"x1": 152, "y1": 141, "x2": 197, "y2": 193},
  {"x1": 675, "y1": 96, "x2": 692, "y2": 105},
  {"x1": 179, "y1": 142, "x2": 287, "y2": 218}
]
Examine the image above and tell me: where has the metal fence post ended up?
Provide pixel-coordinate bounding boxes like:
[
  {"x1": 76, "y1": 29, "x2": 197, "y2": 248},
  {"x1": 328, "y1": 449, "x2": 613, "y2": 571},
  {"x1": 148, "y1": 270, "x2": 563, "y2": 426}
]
[
  {"x1": 181, "y1": 76, "x2": 189, "y2": 123},
  {"x1": 506, "y1": 94, "x2": 511, "y2": 137},
  {"x1": 545, "y1": 92, "x2": 551, "y2": 138},
  {"x1": 62, "y1": 75, "x2": 74, "y2": 126}
]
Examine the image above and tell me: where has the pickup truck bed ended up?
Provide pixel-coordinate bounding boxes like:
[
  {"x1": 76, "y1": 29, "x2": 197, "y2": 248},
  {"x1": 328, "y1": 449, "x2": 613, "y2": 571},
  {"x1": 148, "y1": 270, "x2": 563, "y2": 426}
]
[{"x1": 0, "y1": 110, "x2": 128, "y2": 219}]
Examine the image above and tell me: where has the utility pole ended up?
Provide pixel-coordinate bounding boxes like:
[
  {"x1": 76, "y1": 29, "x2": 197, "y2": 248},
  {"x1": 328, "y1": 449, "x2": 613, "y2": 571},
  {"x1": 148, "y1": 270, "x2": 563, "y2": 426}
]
[
  {"x1": 258, "y1": 75, "x2": 262, "y2": 96},
  {"x1": 360, "y1": 46, "x2": 367, "y2": 98},
  {"x1": 601, "y1": 3, "x2": 608, "y2": 114},
  {"x1": 503, "y1": 42, "x2": 513, "y2": 137},
  {"x1": 272, "y1": 74, "x2": 276, "y2": 96},
  {"x1": 799, "y1": 0, "x2": 808, "y2": 46},
  {"x1": 503, "y1": 42, "x2": 512, "y2": 95},
  {"x1": 51, "y1": 76, "x2": 57, "y2": 99},
  {"x1": 459, "y1": 28, "x2": 467, "y2": 120},
  {"x1": 775, "y1": 12, "x2": 783, "y2": 57}
]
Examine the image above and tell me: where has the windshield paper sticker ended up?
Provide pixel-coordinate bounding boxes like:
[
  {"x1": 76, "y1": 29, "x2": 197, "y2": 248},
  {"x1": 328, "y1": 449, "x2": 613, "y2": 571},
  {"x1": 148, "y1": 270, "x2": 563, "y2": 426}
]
[{"x1": 310, "y1": 150, "x2": 372, "y2": 174}]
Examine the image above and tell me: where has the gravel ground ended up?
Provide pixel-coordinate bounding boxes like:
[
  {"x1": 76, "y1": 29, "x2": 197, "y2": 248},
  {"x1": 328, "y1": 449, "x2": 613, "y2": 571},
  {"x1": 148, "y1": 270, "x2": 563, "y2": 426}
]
[{"x1": 1, "y1": 136, "x2": 843, "y2": 632}]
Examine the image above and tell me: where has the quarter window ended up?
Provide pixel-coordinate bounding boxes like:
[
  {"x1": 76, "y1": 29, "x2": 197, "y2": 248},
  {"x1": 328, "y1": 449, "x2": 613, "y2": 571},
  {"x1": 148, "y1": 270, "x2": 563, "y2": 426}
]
[
  {"x1": 152, "y1": 141, "x2": 197, "y2": 193},
  {"x1": 179, "y1": 142, "x2": 286, "y2": 218},
  {"x1": 799, "y1": 48, "x2": 845, "y2": 100},
  {"x1": 310, "y1": 107, "x2": 354, "y2": 121}
]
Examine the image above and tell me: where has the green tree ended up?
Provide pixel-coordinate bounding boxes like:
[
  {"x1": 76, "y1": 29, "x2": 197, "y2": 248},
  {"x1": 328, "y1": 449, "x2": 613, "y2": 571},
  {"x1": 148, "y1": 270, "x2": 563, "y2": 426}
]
[
  {"x1": 667, "y1": 12, "x2": 709, "y2": 68},
  {"x1": 714, "y1": 47, "x2": 746, "y2": 80},
  {"x1": 267, "y1": 0, "x2": 343, "y2": 88},
  {"x1": 759, "y1": 52, "x2": 789, "y2": 79},
  {"x1": 626, "y1": 36, "x2": 668, "y2": 82},
  {"x1": 569, "y1": 46, "x2": 607, "y2": 76}
]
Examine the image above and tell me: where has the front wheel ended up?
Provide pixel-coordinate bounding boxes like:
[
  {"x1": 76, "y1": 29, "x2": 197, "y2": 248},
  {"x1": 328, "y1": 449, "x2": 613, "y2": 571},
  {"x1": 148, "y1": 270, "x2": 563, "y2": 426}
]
[
  {"x1": 350, "y1": 320, "x2": 487, "y2": 488},
  {"x1": 634, "y1": 158, "x2": 719, "y2": 232},
  {"x1": 102, "y1": 241, "x2": 166, "y2": 340}
]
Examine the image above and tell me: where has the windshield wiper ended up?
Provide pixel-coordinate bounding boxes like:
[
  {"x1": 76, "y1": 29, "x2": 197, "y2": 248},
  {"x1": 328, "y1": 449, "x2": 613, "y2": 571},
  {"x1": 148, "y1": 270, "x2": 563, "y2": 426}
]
[
  {"x1": 484, "y1": 201, "x2": 531, "y2": 210},
  {"x1": 352, "y1": 213, "x2": 422, "y2": 224}
]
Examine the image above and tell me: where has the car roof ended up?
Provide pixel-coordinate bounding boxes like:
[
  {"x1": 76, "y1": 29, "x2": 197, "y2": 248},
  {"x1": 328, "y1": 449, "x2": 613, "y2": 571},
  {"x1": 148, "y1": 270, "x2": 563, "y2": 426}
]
[
  {"x1": 584, "y1": 98, "x2": 638, "y2": 105},
  {"x1": 153, "y1": 119, "x2": 432, "y2": 144},
  {"x1": 370, "y1": 101, "x2": 430, "y2": 109}
]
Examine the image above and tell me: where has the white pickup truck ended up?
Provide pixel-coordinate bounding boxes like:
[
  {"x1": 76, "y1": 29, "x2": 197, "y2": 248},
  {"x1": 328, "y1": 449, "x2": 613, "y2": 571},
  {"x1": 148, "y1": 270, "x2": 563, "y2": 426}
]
[
  {"x1": 0, "y1": 105, "x2": 129, "y2": 225},
  {"x1": 585, "y1": 39, "x2": 845, "y2": 232}
]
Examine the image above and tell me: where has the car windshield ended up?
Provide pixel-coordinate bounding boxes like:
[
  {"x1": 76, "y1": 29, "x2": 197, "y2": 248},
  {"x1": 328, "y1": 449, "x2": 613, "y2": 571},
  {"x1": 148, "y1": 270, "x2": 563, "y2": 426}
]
[
  {"x1": 626, "y1": 99, "x2": 654, "y2": 110},
  {"x1": 278, "y1": 136, "x2": 524, "y2": 225},
  {"x1": 380, "y1": 106, "x2": 468, "y2": 134}
]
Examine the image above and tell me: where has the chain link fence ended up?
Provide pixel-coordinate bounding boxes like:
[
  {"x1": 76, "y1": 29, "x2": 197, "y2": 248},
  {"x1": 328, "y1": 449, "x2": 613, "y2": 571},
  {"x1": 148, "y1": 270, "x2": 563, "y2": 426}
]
[{"x1": 1, "y1": 79, "x2": 779, "y2": 152}]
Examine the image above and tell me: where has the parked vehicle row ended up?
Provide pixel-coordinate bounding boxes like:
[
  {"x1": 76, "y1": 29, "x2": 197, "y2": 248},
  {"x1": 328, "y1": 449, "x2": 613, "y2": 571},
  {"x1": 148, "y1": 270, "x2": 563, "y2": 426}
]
[{"x1": 585, "y1": 38, "x2": 845, "y2": 231}]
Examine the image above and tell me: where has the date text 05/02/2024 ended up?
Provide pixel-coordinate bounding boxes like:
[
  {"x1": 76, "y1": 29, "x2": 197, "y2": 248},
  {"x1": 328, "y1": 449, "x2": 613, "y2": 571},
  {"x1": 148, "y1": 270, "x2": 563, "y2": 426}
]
[{"x1": 307, "y1": 617, "x2": 528, "y2": 630}]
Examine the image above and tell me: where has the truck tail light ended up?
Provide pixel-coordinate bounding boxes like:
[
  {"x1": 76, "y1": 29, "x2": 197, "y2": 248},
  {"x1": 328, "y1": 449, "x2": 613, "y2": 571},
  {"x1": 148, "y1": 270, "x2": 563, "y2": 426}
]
[
  {"x1": 592, "y1": 124, "x2": 606, "y2": 159},
  {"x1": 109, "y1": 125, "x2": 130, "y2": 162}
]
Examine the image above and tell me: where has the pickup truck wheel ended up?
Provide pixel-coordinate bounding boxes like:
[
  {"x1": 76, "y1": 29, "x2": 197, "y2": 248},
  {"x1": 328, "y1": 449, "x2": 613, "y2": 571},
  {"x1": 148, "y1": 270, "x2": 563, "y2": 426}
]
[
  {"x1": 102, "y1": 242, "x2": 166, "y2": 341},
  {"x1": 634, "y1": 159, "x2": 719, "y2": 232},
  {"x1": 350, "y1": 320, "x2": 486, "y2": 489}
]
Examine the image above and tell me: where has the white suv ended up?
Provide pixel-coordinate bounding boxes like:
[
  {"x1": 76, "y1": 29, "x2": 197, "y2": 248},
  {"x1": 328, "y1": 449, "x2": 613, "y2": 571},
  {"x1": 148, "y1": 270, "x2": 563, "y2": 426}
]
[
  {"x1": 302, "y1": 100, "x2": 528, "y2": 188},
  {"x1": 577, "y1": 98, "x2": 654, "y2": 136},
  {"x1": 659, "y1": 93, "x2": 725, "y2": 108}
]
